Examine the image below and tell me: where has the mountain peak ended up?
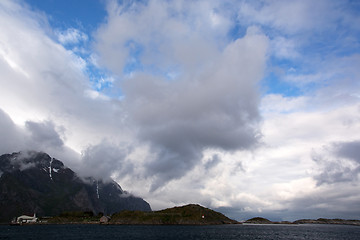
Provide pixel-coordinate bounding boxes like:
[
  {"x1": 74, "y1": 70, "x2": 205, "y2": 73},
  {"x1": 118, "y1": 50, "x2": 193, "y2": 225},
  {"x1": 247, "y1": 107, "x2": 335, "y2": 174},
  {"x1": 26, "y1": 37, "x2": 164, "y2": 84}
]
[{"x1": 0, "y1": 151, "x2": 68, "y2": 182}]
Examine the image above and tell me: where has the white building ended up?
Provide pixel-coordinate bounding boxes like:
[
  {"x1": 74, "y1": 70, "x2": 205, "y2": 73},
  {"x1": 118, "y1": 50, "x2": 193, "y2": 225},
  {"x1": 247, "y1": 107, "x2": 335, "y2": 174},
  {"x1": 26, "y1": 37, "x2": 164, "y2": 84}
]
[{"x1": 15, "y1": 213, "x2": 38, "y2": 224}]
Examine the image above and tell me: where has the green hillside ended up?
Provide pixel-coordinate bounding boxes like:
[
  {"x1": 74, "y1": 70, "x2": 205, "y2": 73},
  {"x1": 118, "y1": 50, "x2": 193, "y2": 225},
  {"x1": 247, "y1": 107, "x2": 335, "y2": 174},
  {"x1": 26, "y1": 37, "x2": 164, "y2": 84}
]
[{"x1": 110, "y1": 204, "x2": 238, "y2": 225}]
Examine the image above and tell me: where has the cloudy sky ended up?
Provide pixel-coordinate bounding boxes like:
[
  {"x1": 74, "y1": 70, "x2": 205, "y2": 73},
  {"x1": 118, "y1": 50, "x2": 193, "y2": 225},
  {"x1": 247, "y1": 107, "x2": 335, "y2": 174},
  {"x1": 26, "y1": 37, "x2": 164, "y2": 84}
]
[{"x1": 1, "y1": 0, "x2": 360, "y2": 221}]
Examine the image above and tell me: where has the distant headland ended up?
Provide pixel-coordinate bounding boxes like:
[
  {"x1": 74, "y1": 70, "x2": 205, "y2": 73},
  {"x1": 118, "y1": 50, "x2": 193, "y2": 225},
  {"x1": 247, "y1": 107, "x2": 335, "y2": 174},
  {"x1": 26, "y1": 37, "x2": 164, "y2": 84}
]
[{"x1": 244, "y1": 217, "x2": 360, "y2": 226}]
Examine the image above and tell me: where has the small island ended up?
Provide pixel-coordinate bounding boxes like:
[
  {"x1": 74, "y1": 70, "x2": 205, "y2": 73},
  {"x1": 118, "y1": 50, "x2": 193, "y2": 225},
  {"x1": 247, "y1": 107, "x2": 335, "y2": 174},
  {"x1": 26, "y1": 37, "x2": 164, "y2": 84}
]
[{"x1": 244, "y1": 217, "x2": 360, "y2": 226}]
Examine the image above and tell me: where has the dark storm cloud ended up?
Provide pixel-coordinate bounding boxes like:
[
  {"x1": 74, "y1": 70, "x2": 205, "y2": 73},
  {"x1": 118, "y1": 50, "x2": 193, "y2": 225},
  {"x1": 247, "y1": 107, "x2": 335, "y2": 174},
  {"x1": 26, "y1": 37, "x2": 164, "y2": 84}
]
[
  {"x1": 334, "y1": 140, "x2": 360, "y2": 163},
  {"x1": 313, "y1": 140, "x2": 360, "y2": 185},
  {"x1": 120, "y1": 30, "x2": 268, "y2": 190},
  {"x1": 25, "y1": 120, "x2": 64, "y2": 148}
]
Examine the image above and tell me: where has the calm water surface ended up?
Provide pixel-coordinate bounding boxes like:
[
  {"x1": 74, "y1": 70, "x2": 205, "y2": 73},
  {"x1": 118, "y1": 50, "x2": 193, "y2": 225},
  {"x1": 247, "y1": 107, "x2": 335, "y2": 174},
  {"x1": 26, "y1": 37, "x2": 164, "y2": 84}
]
[{"x1": 1, "y1": 224, "x2": 360, "y2": 240}]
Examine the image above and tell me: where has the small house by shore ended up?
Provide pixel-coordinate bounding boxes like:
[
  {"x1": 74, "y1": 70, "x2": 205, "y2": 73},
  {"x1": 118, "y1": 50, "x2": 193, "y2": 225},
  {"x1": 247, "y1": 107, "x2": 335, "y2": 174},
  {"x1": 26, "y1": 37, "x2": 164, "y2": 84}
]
[{"x1": 100, "y1": 216, "x2": 110, "y2": 224}]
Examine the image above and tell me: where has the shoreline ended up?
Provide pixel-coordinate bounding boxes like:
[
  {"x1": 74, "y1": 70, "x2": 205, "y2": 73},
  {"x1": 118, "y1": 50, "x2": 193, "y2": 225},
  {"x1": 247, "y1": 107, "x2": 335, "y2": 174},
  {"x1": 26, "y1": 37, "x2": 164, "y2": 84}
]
[
  {"x1": 243, "y1": 217, "x2": 360, "y2": 226},
  {"x1": 3, "y1": 220, "x2": 360, "y2": 227}
]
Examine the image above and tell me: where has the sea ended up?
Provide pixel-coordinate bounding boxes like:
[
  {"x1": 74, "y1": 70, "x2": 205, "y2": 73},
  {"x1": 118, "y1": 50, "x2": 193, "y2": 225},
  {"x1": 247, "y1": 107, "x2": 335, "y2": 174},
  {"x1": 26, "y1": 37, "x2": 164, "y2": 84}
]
[{"x1": 1, "y1": 224, "x2": 360, "y2": 240}]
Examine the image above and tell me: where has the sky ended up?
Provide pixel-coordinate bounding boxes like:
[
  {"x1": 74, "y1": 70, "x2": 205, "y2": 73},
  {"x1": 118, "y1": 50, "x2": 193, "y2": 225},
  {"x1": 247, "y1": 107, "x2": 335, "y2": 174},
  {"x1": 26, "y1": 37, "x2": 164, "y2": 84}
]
[{"x1": 0, "y1": 0, "x2": 360, "y2": 221}]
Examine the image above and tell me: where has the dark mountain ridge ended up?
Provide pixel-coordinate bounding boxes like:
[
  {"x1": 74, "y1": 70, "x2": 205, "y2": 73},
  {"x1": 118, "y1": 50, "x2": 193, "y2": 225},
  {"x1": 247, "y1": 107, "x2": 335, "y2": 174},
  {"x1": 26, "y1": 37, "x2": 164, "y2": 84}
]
[{"x1": 0, "y1": 151, "x2": 151, "y2": 222}]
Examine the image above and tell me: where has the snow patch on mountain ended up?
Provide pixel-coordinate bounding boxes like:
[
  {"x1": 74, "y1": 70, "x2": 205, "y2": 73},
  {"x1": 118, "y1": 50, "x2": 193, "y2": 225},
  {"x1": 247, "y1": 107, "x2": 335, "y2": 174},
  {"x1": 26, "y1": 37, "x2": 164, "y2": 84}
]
[{"x1": 49, "y1": 158, "x2": 53, "y2": 180}]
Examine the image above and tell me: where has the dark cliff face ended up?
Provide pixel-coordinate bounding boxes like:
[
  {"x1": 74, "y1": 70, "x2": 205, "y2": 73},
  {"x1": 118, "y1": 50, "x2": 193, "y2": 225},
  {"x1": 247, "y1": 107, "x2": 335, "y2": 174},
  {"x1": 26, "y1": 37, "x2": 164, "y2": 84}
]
[{"x1": 0, "y1": 151, "x2": 151, "y2": 222}]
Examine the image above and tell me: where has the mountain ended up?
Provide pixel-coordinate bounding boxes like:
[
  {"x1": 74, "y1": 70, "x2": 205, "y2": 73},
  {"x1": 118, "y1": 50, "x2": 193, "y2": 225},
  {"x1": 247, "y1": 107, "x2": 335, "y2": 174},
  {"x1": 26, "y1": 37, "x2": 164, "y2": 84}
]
[
  {"x1": 0, "y1": 151, "x2": 151, "y2": 222},
  {"x1": 110, "y1": 204, "x2": 239, "y2": 225}
]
